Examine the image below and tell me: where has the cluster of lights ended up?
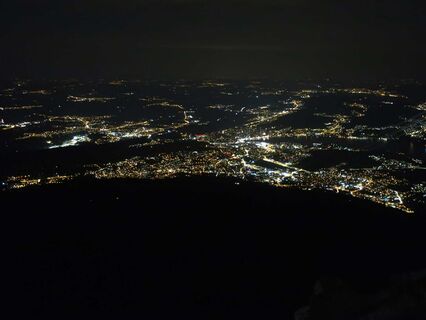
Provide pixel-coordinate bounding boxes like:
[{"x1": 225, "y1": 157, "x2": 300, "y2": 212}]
[{"x1": 2, "y1": 80, "x2": 424, "y2": 213}]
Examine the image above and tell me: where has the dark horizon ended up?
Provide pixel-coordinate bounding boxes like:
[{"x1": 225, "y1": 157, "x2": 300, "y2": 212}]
[{"x1": 1, "y1": 0, "x2": 426, "y2": 80}]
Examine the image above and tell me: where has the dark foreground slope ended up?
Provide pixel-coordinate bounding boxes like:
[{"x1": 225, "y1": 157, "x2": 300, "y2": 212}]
[{"x1": 3, "y1": 177, "x2": 426, "y2": 319}]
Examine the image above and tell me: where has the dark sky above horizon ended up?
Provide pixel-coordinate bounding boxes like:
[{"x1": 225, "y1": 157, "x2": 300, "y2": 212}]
[{"x1": 1, "y1": 0, "x2": 425, "y2": 80}]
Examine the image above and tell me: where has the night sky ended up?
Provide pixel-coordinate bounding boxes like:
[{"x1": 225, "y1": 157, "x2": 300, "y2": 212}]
[{"x1": 1, "y1": 0, "x2": 425, "y2": 80}]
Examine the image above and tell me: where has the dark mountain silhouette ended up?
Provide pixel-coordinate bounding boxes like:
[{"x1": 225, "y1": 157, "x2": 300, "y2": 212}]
[{"x1": 4, "y1": 177, "x2": 426, "y2": 319}]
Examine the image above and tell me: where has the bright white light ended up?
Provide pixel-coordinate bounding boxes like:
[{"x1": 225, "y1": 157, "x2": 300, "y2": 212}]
[
  {"x1": 49, "y1": 135, "x2": 91, "y2": 149},
  {"x1": 256, "y1": 142, "x2": 272, "y2": 149}
]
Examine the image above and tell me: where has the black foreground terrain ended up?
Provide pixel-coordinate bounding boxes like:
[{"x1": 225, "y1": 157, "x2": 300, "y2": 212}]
[{"x1": 4, "y1": 177, "x2": 426, "y2": 319}]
